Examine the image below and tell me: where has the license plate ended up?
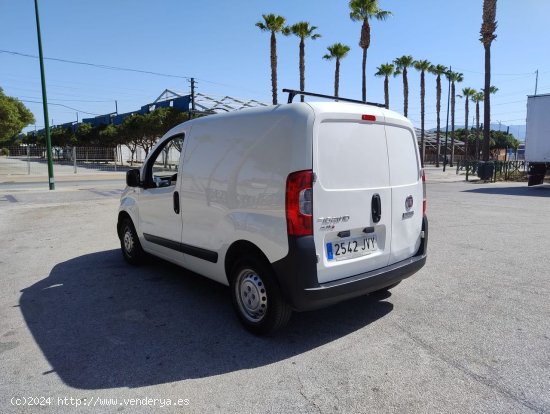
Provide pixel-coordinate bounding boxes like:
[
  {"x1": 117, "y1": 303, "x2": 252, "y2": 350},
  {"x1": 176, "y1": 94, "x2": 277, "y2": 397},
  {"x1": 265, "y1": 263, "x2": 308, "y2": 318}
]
[{"x1": 326, "y1": 235, "x2": 377, "y2": 261}]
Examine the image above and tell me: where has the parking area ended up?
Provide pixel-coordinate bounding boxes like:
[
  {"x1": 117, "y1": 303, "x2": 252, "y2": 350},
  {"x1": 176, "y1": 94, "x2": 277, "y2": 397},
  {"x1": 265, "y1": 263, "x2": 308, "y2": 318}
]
[{"x1": 0, "y1": 176, "x2": 549, "y2": 413}]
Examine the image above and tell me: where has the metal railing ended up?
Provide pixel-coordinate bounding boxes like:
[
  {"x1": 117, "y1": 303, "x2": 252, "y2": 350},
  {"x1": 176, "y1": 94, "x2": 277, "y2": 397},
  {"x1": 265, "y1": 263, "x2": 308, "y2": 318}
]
[
  {"x1": 457, "y1": 160, "x2": 527, "y2": 182},
  {"x1": 1, "y1": 145, "x2": 148, "y2": 175}
]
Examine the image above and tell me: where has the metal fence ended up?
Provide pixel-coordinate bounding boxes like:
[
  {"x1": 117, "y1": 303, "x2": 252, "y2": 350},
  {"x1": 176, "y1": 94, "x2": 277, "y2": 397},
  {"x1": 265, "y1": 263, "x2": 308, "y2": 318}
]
[
  {"x1": 0, "y1": 146, "x2": 148, "y2": 175},
  {"x1": 457, "y1": 160, "x2": 527, "y2": 182}
]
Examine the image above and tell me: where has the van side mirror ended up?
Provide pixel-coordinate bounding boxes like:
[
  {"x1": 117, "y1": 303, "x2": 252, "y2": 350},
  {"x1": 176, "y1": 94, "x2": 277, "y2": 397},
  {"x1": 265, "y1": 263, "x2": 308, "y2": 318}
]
[{"x1": 126, "y1": 169, "x2": 141, "y2": 187}]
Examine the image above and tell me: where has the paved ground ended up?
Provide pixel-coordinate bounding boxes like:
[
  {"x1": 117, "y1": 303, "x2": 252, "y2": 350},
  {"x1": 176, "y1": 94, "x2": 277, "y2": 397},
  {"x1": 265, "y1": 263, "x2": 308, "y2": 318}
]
[{"x1": 0, "y1": 170, "x2": 549, "y2": 413}]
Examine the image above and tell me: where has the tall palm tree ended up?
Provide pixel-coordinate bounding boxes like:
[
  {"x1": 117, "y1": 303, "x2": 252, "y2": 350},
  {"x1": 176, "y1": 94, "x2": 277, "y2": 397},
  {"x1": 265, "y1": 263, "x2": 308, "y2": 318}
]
[
  {"x1": 414, "y1": 59, "x2": 431, "y2": 166},
  {"x1": 460, "y1": 87, "x2": 477, "y2": 159},
  {"x1": 471, "y1": 91, "x2": 484, "y2": 160},
  {"x1": 446, "y1": 70, "x2": 464, "y2": 167},
  {"x1": 349, "y1": 0, "x2": 392, "y2": 102},
  {"x1": 472, "y1": 86, "x2": 498, "y2": 159},
  {"x1": 374, "y1": 63, "x2": 394, "y2": 109},
  {"x1": 323, "y1": 43, "x2": 351, "y2": 97},
  {"x1": 394, "y1": 55, "x2": 414, "y2": 117},
  {"x1": 256, "y1": 14, "x2": 287, "y2": 105},
  {"x1": 429, "y1": 64, "x2": 448, "y2": 167},
  {"x1": 480, "y1": 0, "x2": 498, "y2": 161},
  {"x1": 285, "y1": 22, "x2": 321, "y2": 102}
]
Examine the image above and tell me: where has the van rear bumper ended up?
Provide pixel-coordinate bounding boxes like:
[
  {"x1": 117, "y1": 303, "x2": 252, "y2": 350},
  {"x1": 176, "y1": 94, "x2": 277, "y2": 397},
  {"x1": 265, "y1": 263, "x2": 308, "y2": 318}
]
[{"x1": 272, "y1": 217, "x2": 428, "y2": 311}]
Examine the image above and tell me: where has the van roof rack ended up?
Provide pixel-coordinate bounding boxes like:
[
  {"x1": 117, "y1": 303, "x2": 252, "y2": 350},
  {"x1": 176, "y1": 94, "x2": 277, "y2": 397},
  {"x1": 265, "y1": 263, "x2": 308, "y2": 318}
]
[{"x1": 283, "y1": 89, "x2": 386, "y2": 108}]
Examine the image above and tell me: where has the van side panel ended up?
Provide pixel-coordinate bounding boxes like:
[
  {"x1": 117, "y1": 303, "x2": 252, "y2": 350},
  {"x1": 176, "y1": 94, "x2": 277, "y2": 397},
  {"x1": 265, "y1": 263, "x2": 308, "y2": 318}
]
[{"x1": 178, "y1": 105, "x2": 314, "y2": 284}]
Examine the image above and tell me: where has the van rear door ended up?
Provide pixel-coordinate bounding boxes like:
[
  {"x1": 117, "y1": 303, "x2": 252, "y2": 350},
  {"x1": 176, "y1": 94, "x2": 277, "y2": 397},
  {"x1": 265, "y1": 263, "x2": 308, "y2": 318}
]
[
  {"x1": 312, "y1": 113, "x2": 392, "y2": 284},
  {"x1": 385, "y1": 123, "x2": 423, "y2": 264}
]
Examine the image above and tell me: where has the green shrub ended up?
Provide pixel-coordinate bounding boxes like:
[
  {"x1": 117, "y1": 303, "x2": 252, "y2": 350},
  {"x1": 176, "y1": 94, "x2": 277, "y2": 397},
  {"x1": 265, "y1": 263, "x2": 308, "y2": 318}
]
[{"x1": 0, "y1": 148, "x2": 9, "y2": 156}]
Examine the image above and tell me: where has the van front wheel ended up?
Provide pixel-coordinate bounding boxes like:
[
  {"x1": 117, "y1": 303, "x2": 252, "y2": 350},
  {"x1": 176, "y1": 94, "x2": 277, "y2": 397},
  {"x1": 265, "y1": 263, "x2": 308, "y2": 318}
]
[
  {"x1": 120, "y1": 218, "x2": 146, "y2": 265},
  {"x1": 230, "y1": 258, "x2": 291, "y2": 335}
]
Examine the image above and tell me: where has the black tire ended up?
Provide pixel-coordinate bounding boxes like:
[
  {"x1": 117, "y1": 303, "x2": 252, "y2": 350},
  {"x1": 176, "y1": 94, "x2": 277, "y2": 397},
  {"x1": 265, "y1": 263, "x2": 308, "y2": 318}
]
[
  {"x1": 230, "y1": 256, "x2": 292, "y2": 335},
  {"x1": 119, "y1": 217, "x2": 146, "y2": 265}
]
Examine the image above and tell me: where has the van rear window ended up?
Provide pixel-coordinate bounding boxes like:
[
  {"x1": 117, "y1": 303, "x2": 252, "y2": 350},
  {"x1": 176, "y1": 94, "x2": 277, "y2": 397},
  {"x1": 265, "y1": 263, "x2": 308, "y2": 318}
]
[
  {"x1": 385, "y1": 125, "x2": 420, "y2": 186},
  {"x1": 316, "y1": 121, "x2": 389, "y2": 190}
]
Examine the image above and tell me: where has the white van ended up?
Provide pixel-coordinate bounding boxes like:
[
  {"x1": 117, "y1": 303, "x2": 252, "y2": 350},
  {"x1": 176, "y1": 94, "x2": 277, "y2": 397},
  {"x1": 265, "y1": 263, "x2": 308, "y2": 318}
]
[{"x1": 117, "y1": 92, "x2": 428, "y2": 334}]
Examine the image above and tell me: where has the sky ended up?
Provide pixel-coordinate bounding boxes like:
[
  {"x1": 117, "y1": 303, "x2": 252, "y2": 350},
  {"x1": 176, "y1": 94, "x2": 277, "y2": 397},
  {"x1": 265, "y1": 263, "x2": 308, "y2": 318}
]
[{"x1": 1, "y1": 0, "x2": 549, "y2": 139}]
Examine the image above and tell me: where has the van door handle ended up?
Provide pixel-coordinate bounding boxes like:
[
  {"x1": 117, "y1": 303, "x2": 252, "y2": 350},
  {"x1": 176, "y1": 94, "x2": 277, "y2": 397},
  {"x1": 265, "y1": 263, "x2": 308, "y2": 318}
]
[
  {"x1": 173, "y1": 191, "x2": 180, "y2": 214},
  {"x1": 371, "y1": 194, "x2": 381, "y2": 223}
]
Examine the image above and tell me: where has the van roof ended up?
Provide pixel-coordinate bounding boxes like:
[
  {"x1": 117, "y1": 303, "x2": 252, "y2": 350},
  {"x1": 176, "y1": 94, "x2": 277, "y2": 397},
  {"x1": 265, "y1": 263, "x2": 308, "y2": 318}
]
[
  {"x1": 305, "y1": 101, "x2": 409, "y2": 124},
  {"x1": 167, "y1": 101, "x2": 412, "y2": 137}
]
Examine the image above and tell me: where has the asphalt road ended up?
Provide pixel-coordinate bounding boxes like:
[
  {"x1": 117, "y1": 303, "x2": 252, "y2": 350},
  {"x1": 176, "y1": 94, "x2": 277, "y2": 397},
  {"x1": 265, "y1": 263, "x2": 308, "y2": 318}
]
[{"x1": 0, "y1": 180, "x2": 549, "y2": 413}]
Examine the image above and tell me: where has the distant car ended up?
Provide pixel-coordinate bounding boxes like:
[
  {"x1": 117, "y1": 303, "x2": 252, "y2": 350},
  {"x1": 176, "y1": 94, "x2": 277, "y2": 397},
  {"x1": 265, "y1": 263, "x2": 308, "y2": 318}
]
[{"x1": 117, "y1": 94, "x2": 428, "y2": 334}]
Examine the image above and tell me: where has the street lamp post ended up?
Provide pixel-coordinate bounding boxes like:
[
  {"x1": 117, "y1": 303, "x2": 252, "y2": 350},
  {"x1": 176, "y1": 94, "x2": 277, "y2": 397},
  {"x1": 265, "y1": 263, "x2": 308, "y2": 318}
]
[{"x1": 33, "y1": 0, "x2": 55, "y2": 190}]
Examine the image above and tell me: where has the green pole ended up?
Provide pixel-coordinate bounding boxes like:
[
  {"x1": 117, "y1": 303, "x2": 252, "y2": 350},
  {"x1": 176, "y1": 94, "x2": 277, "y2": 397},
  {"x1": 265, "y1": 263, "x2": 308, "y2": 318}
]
[{"x1": 33, "y1": 0, "x2": 55, "y2": 190}]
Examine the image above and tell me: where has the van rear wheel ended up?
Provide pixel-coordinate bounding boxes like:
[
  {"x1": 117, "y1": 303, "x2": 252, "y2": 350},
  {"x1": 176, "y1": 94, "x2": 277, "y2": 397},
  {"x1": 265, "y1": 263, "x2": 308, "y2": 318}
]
[{"x1": 230, "y1": 258, "x2": 291, "y2": 335}]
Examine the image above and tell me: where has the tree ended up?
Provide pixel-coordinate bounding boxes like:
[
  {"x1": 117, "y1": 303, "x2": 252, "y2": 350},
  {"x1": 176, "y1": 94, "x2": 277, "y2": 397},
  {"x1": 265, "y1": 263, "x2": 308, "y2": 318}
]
[
  {"x1": 99, "y1": 124, "x2": 120, "y2": 146},
  {"x1": 472, "y1": 86, "x2": 497, "y2": 160},
  {"x1": 75, "y1": 123, "x2": 94, "y2": 146},
  {"x1": 256, "y1": 14, "x2": 287, "y2": 105},
  {"x1": 429, "y1": 64, "x2": 448, "y2": 167},
  {"x1": 414, "y1": 59, "x2": 431, "y2": 166},
  {"x1": 490, "y1": 130, "x2": 519, "y2": 153},
  {"x1": 374, "y1": 63, "x2": 394, "y2": 109},
  {"x1": 446, "y1": 70, "x2": 464, "y2": 166},
  {"x1": 50, "y1": 126, "x2": 75, "y2": 147},
  {"x1": 118, "y1": 115, "x2": 144, "y2": 165},
  {"x1": 394, "y1": 55, "x2": 414, "y2": 117},
  {"x1": 0, "y1": 87, "x2": 35, "y2": 143},
  {"x1": 471, "y1": 91, "x2": 484, "y2": 159},
  {"x1": 349, "y1": 0, "x2": 392, "y2": 102},
  {"x1": 480, "y1": 0, "x2": 498, "y2": 162},
  {"x1": 285, "y1": 22, "x2": 321, "y2": 102},
  {"x1": 164, "y1": 107, "x2": 189, "y2": 132},
  {"x1": 323, "y1": 43, "x2": 351, "y2": 97},
  {"x1": 459, "y1": 87, "x2": 477, "y2": 160},
  {"x1": 455, "y1": 128, "x2": 518, "y2": 159}
]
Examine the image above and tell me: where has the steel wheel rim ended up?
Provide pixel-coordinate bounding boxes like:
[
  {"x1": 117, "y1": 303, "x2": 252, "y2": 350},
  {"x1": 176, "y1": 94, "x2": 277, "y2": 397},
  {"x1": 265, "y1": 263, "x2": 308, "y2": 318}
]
[
  {"x1": 123, "y1": 228, "x2": 134, "y2": 253},
  {"x1": 235, "y1": 269, "x2": 267, "y2": 323}
]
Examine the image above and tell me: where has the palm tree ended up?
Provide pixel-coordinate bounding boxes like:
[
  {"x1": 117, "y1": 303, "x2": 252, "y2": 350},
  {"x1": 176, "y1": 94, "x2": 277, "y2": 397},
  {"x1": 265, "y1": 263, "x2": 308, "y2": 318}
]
[
  {"x1": 446, "y1": 70, "x2": 464, "y2": 167},
  {"x1": 323, "y1": 43, "x2": 351, "y2": 97},
  {"x1": 428, "y1": 64, "x2": 448, "y2": 167},
  {"x1": 471, "y1": 91, "x2": 484, "y2": 160},
  {"x1": 374, "y1": 63, "x2": 394, "y2": 109},
  {"x1": 414, "y1": 59, "x2": 431, "y2": 166},
  {"x1": 256, "y1": 14, "x2": 287, "y2": 105},
  {"x1": 349, "y1": 0, "x2": 392, "y2": 102},
  {"x1": 394, "y1": 55, "x2": 415, "y2": 117},
  {"x1": 472, "y1": 86, "x2": 498, "y2": 159},
  {"x1": 285, "y1": 22, "x2": 321, "y2": 102},
  {"x1": 460, "y1": 87, "x2": 477, "y2": 159},
  {"x1": 480, "y1": 0, "x2": 498, "y2": 161}
]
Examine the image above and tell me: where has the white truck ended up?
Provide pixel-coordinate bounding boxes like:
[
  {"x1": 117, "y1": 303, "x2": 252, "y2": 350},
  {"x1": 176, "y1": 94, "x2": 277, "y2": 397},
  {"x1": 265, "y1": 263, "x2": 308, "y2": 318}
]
[
  {"x1": 526, "y1": 93, "x2": 550, "y2": 186},
  {"x1": 117, "y1": 90, "x2": 428, "y2": 334}
]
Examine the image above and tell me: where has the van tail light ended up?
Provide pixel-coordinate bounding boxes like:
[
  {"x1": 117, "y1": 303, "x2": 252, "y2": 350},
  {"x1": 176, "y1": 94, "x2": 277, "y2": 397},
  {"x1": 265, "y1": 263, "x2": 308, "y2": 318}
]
[
  {"x1": 286, "y1": 170, "x2": 313, "y2": 236},
  {"x1": 422, "y1": 169, "x2": 426, "y2": 216},
  {"x1": 361, "y1": 114, "x2": 376, "y2": 122}
]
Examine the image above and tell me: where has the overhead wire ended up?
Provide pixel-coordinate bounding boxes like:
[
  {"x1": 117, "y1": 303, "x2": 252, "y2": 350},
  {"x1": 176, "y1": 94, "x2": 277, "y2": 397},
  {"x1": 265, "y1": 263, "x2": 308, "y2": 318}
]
[{"x1": 19, "y1": 99, "x2": 101, "y2": 116}]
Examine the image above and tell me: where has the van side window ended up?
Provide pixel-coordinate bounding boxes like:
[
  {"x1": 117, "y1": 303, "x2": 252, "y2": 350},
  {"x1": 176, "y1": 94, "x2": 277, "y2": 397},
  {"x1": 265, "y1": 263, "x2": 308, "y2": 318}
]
[{"x1": 145, "y1": 135, "x2": 184, "y2": 188}]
